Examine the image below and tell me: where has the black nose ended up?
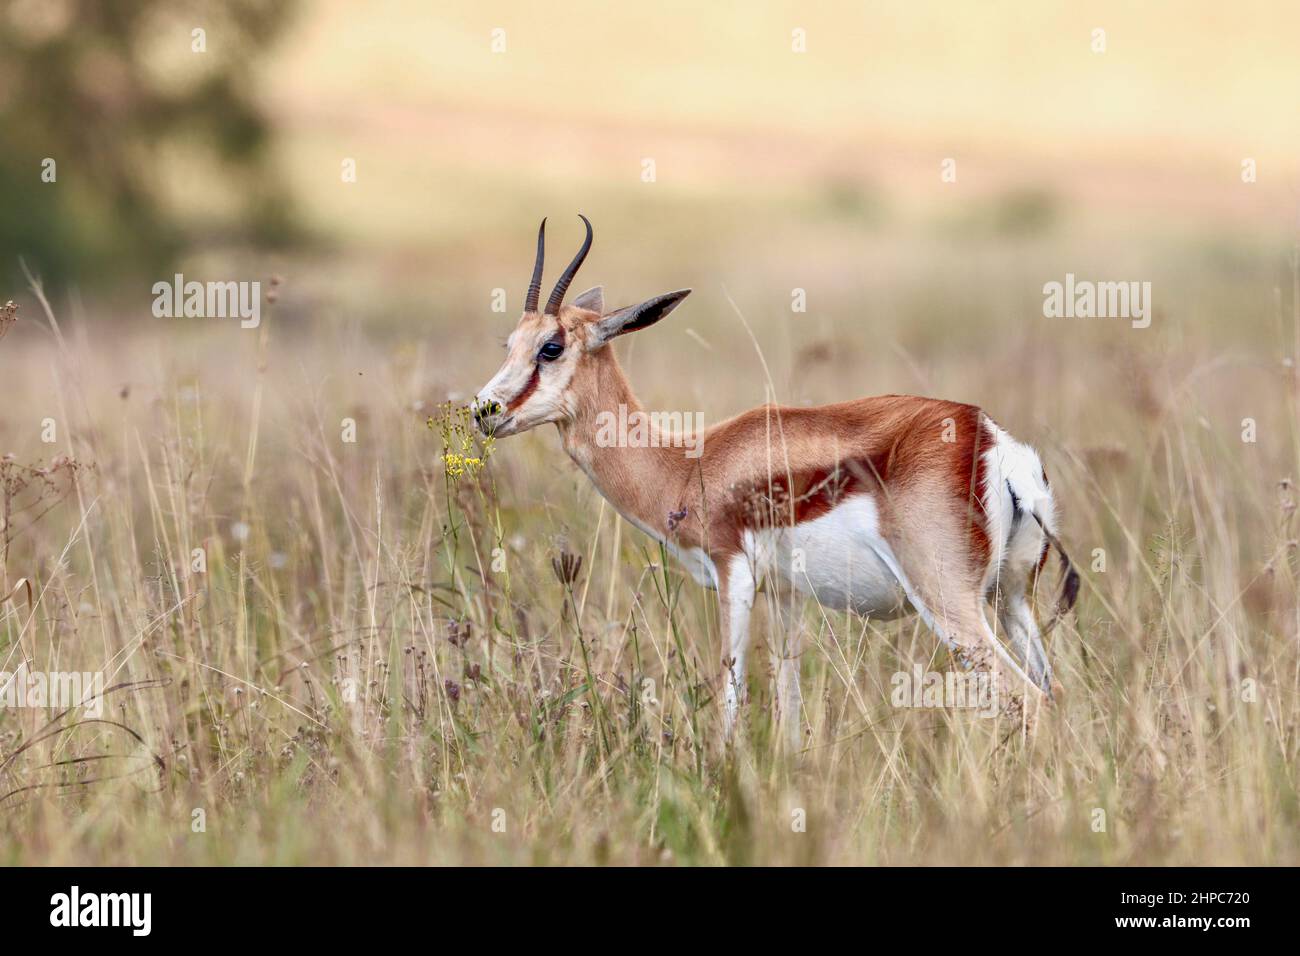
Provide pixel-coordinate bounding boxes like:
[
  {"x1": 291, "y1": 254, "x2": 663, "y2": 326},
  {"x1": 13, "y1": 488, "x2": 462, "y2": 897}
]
[{"x1": 473, "y1": 400, "x2": 502, "y2": 429}]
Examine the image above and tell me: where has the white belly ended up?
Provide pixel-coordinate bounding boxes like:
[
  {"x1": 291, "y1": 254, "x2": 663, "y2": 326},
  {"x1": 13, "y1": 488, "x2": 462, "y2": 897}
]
[{"x1": 769, "y1": 495, "x2": 910, "y2": 618}]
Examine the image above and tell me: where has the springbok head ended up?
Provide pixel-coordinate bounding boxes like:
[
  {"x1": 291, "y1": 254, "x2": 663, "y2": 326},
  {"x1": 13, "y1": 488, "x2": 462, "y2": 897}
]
[{"x1": 472, "y1": 216, "x2": 691, "y2": 437}]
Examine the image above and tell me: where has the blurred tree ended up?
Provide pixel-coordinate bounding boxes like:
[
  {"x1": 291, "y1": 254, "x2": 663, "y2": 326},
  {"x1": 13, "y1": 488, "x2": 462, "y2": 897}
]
[{"x1": 0, "y1": 0, "x2": 298, "y2": 290}]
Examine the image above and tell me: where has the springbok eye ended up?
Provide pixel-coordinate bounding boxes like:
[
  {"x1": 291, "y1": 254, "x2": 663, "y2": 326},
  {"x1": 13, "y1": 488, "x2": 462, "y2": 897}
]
[{"x1": 537, "y1": 341, "x2": 564, "y2": 362}]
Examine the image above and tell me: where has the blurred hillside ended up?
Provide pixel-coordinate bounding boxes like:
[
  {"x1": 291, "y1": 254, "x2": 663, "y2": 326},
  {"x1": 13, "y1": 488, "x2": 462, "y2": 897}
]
[
  {"x1": 0, "y1": 0, "x2": 1295, "y2": 372},
  {"x1": 246, "y1": 1, "x2": 1299, "y2": 318}
]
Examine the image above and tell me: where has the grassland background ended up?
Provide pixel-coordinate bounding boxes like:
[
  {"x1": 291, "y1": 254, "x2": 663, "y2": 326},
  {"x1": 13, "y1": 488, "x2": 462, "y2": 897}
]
[{"x1": 1, "y1": 0, "x2": 1299, "y2": 864}]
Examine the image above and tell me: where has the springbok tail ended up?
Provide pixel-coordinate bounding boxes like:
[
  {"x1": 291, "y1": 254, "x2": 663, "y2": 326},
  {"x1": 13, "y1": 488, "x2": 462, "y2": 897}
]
[{"x1": 1029, "y1": 510, "x2": 1080, "y2": 634}]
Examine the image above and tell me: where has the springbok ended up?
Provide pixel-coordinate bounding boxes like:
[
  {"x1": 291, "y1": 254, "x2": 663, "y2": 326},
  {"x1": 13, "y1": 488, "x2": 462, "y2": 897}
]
[{"x1": 473, "y1": 216, "x2": 1079, "y2": 745}]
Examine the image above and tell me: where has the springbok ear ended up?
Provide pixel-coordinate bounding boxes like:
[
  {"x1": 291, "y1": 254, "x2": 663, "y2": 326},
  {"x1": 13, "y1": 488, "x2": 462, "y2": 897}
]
[
  {"x1": 571, "y1": 286, "x2": 605, "y2": 314},
  {"x1": 588, "y1": 289, "x2": 692, "y2": 349}
]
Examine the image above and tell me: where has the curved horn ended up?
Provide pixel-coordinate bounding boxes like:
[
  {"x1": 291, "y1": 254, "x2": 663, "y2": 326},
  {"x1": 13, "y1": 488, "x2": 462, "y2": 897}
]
[
  {"x1": 524, "y1": 218, "x2": 547, "y2": 314},
  {"x1": 544, "y1": 214, "x2": 593, "y2": 315}
]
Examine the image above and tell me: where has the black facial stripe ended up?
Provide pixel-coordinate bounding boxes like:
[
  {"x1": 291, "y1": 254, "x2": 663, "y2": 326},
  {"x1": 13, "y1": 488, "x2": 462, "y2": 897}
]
[{"x1": 505, "y1": 365, "x2": 541, "y2": 412}]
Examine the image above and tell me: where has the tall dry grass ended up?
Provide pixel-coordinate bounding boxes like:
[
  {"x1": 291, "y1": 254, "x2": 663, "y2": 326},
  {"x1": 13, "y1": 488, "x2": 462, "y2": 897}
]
[{"x1": 0, "y1": 226, "x2": 1297, "y2": 866}]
